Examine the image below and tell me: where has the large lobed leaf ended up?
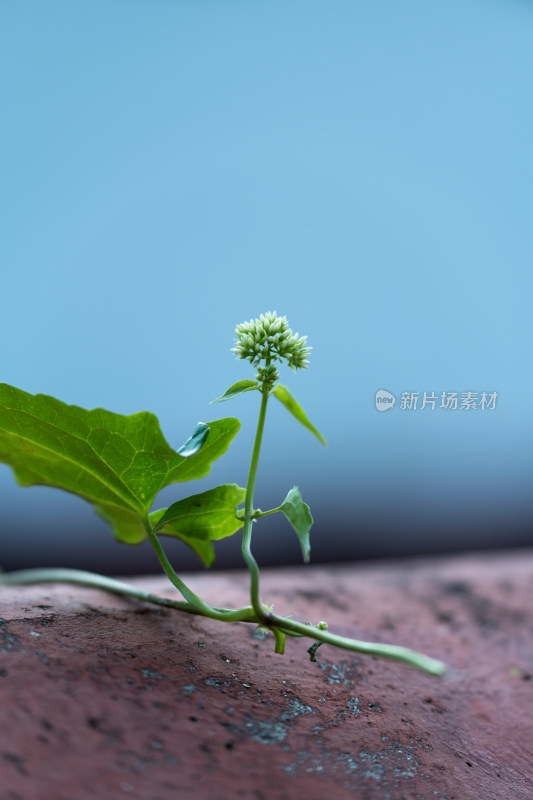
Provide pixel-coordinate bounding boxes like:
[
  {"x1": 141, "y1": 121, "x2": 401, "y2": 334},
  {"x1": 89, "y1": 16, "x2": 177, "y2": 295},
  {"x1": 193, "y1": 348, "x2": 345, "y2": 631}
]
[{"x1": 0, "y1": 383, "x2": 240, "y2": 544}]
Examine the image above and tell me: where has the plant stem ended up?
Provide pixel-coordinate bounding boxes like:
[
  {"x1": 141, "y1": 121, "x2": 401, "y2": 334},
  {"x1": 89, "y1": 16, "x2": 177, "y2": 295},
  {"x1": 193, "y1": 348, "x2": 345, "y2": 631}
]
[
  {"x1": 147, "y1": 527, "x2": 214, "y2": 613},
  {"x1": 146, "y1": 527, "x2": 257, "y2": 622},
  {"x1": 0, "y1": 568, "x2": 257, "y2": 623},
  {"x1": 0, "y1": 568, "x2": 195, "y2": 611},
  {"x1": 0, "y1": 568, "x2": 446, "y2": 675},
  {"x1": 241, "y1": 387, "x2": 270, "y2": 619},
  {"x1": 265, "y1": 612, "x2": 447, "y2": 676},
  {"x1": 251, "y1": 506, "x2": 282, "y2": 518}
]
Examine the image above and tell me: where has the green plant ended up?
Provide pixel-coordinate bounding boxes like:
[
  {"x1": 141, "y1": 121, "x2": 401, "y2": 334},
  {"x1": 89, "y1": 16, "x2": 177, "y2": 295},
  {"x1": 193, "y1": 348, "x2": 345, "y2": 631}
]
[{"x1": 0, "y1": 312, "x2": 446, "y2": 676}]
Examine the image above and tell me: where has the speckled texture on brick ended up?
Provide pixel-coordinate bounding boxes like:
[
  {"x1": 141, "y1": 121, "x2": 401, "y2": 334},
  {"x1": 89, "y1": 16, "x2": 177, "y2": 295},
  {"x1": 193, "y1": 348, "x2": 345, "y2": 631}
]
[{"x1": 1, "y1": 551, "x2": 532, "y2": 800}]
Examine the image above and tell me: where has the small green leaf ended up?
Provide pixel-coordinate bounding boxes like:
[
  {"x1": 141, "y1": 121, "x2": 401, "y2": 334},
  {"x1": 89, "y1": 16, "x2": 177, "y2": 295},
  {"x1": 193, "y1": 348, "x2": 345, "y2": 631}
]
[
  {"x1": 176, "y1": 422, "x2": 209, "y2": 457},
  {"x1": 149, "y1": 508, "x2": 215, "y2": 567},
  {"x1": 211, "y1": 380, "x2": 259, "y2": 403},
  {"x1": 152, "y1": 484, "x2": 246, "y2": 541},
  {"x1": 273, "y1": 384, "x2": 326, "y2": 445},
  {"x1": 0, "y1": 383, "x2": 240, "y2": 545},
  {"x1": 280, "y1": 486, "x2": 313, "y2": 563}
]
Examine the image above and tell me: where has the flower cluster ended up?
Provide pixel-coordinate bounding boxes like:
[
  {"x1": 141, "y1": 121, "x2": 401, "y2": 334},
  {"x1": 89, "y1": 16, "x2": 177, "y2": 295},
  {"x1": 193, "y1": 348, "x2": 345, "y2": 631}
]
[
  {"x1": 255, "y1": 363, "x2": 280, "y2": 389},
  {"x1": 232, "y1": 312, "x2": 311, "y2": 372}
]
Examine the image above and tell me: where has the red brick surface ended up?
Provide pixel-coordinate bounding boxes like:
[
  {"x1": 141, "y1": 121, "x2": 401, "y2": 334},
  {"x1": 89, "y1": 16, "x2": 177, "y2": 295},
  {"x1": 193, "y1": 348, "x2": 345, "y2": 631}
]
[{"x1": 1, "y1": 551, "x2": 532, "y2": 800}]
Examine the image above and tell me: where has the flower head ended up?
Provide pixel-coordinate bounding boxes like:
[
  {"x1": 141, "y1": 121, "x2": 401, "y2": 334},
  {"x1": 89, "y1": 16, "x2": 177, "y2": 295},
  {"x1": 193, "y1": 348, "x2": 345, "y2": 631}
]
[{"x1": 231, "y1": 312, "x2": 311, "y2": 373}]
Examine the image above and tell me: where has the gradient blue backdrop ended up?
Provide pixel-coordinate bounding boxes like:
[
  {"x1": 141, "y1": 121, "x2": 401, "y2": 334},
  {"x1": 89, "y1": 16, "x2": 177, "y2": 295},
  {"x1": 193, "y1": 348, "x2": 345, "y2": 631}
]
[{"x1": 1, "y1": 0, "x2": 532, "y2": 573}]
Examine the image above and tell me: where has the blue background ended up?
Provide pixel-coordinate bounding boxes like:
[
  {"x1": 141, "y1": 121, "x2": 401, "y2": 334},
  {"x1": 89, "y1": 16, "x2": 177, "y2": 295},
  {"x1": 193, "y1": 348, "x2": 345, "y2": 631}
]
[{"x1": 1, "y1": 0, "x2": 532, "y2": 574}]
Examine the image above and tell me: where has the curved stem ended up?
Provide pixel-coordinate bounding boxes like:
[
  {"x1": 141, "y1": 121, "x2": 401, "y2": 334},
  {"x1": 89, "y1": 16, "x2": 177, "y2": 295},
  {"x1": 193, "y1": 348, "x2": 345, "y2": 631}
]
[
  {"x1": 147, "y1": 528, "x2": 214, "y2": 614},
  {"x1": 241, "y1": 388, "x2": 270, "y2": 619},
  {"x1": 0, "y1": 568, "x2": 196, "y2": 612},
  {"x1": 146, "y1": 528, "x2": 258, "y2": 622},
  {"x1": 145, "y1": 514, "x2": 255, "y2": 621},
  {"x1": 0, "y1": 568, "x2": 446, "y2": 674},
  {"x1": 0, "y1": 567, "x2": 257, "y2": 623},
  {"x1": 266, "y1": 612, "x2": 447, "y2": 676}
]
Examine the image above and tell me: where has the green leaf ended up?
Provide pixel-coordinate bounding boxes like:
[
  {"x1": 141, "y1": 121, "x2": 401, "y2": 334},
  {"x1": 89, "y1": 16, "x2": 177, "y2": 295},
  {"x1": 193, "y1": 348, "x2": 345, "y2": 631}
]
[
  {"x1": 176, "y1": 422, "x2": 209, "y2": 457},
  {"x1": 166, "y1": 418, "x2": 240, "y2": 484},
  {"x1": 94, "y1": 504, "x2": 149, "y2": 545},
  {"x1": 152, "y1": 484, "x2": 246, "y2": 544},
  {"x1": 149, "y1": 508, "x2": 215, "y2": 567},
  {"x1": 280, "y1": 486, "x2": 314, "y2": 563},
  {"x1": 273, "y1": 384, "x2": 326, "y2": 445},
  {"x1": 211, "y1": 380, "x2": 259, "y2": 403},
  {"x1": 0, "y1": 383, "x2": 240, "y2": 545}
]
